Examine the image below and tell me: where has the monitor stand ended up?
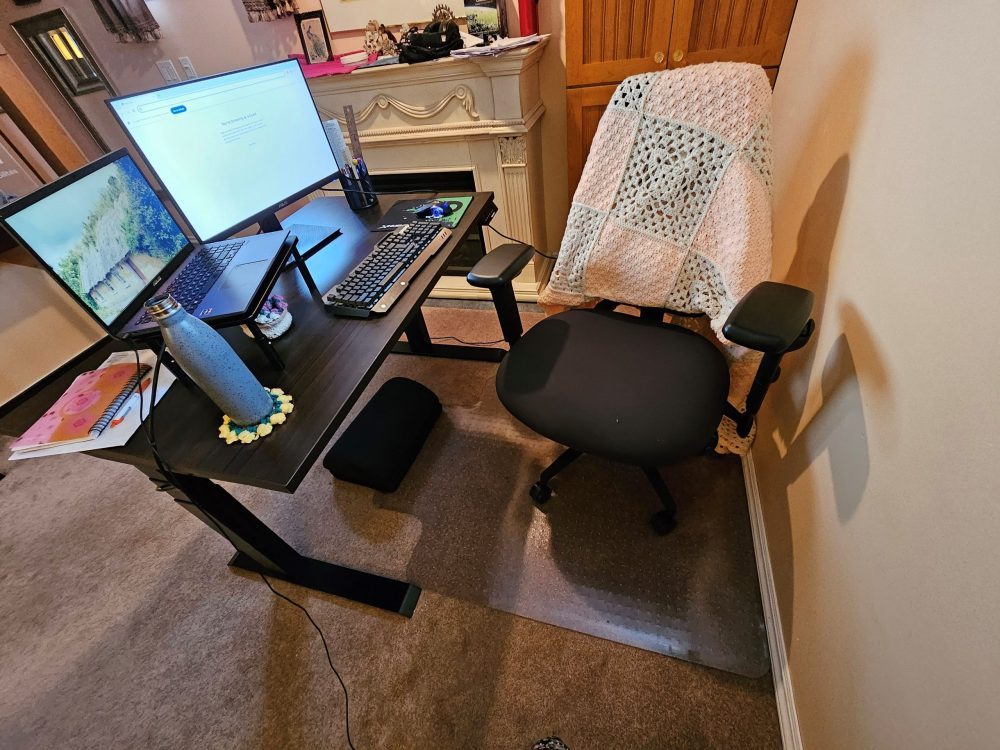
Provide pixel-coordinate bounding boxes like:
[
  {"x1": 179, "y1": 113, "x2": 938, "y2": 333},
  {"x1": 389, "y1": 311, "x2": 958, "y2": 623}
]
[{"x1": 258, "y1": 206, "x2": 341, "y2": 263}]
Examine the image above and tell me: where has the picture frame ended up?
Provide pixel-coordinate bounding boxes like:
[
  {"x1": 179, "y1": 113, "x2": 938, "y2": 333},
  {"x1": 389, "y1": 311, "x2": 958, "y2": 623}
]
[
  {"x1": 294, "y1": 10, "x2": 332, "y2": 64},
  {"x1": 464, "y1": 0, "x2": 507, "y2": 42}
]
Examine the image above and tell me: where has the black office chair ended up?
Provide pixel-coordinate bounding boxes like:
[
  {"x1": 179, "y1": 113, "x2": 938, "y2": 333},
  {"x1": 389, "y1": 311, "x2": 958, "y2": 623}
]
[{"x1": 467, "y1": 245, "x2": 815, "y2": 534}]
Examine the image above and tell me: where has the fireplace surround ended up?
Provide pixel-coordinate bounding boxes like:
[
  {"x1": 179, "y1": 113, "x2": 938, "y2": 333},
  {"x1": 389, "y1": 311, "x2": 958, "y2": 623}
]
[{"x1": 306, "y1": 38, "x2": 550, "y2": 300}]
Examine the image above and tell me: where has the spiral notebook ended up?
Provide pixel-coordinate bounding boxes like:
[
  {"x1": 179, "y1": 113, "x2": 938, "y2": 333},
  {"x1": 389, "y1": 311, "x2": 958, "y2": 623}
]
[{"x1": 11, "y1": 361, "x2": 151, "y2": 453}]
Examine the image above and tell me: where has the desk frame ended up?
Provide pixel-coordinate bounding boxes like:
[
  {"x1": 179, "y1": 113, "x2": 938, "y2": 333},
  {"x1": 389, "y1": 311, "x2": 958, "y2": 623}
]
[
  {"x1": 0, "y1": 194, "x2": 505, "y2": 619},
  {"x1": 147, "y1": 468, "x2": 420, "y2": 615}
]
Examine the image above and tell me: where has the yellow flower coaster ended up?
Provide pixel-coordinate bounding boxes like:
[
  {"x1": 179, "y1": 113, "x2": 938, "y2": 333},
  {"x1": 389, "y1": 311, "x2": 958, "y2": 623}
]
[{"x1": 218, "y1": 389, "x2": 294, "y2": 444}]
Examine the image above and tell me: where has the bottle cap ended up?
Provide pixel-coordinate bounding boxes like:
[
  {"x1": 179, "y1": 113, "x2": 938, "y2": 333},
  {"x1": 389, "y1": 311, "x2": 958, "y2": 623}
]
[{"x1": 145, "y1": 293, "x2": 182, "y2": 320}]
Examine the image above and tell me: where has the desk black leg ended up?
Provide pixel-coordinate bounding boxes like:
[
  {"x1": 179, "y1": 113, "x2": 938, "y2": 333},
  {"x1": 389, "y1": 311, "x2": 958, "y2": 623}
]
[
  {"x1": 393, "y1": 309, "x2": 506, "y2": 363},
  {"x1": 401, "y1": 309, "x2": 434, "y2": 353},
  {"x1": 145, "y1": 468, "x2": 420, "y2": 616}
]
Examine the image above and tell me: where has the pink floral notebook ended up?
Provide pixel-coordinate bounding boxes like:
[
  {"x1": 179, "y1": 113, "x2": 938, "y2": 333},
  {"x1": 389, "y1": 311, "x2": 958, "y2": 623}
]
[{"x1": 11, "y1": 363, "x2": 151, "y2": 452}]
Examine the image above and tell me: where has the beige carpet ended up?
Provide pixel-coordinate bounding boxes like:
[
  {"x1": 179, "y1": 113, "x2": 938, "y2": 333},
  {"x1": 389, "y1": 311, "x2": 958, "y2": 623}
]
[{"x1": 0, "y1": 305, "x2": 781, "y2": 749}]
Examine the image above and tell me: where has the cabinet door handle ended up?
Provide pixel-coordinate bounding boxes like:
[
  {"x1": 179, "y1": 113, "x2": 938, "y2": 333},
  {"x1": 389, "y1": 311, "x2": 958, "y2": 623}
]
[
  {"x1": 673, "y1": 49, "x2": 685, "y2": 62},
  {"x1": 654, "y1": 51, "x2": 665, "y2": 64}
]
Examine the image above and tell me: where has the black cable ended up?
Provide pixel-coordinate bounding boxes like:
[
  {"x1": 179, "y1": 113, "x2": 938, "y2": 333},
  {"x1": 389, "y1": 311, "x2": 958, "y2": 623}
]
[
  {"x1": 430, "y1": 335, "x2": 505, "y2": 346},
  {"x1": 484, "y1": 223, "x2": 558, "y2": 259},
  {"x1": 259, "y1": 573, "x2": 358, "y2": 750},
  {"x1": 116, "y1": 335, "x2": 360, "y2": 750}
]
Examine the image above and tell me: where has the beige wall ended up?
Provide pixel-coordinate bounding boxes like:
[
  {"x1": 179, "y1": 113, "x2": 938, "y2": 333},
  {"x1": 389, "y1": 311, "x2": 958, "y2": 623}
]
[
  {"x1": 757, "y1": 0, "x2": 1000, "y2": 747},
  {"x1": 508, "y1": 0, "x2": 570, "y2": 254},
  {"x1": 0, "y1": 258, "x2": 104, "y2": 405},
  {"x1": 0, "y1": 0, "x2": 308, "y2": 152}
]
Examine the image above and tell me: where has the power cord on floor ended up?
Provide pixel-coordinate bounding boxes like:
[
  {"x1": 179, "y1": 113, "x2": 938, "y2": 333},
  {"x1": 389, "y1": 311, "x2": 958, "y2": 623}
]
[
  {"x1": 116, "y1": 336, "x2": 360, "y2": 750},
  {"x1": 430, "y1": 335, "x2": 506, "y2": 346},
  {"x1": 259, "y1": 573, "x2": 357, "y2": 750}
]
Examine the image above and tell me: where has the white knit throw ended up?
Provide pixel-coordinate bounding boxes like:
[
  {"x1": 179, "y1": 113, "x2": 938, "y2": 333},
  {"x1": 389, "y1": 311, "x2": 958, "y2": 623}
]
[{"x1": 539, "y1": 63, "x2": 774, "y2": 453}]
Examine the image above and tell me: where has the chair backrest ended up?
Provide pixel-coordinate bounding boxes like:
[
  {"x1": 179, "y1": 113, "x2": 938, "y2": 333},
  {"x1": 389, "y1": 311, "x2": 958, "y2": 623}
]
[{"x1": 541, "y1": 63, "x2": 774, "y2": 341}]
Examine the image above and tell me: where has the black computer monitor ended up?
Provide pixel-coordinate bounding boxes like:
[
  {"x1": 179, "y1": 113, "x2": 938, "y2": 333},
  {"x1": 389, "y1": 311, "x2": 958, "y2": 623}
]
[{"x1": 107, "y1": 59, "x2": 340, "y2": 243}]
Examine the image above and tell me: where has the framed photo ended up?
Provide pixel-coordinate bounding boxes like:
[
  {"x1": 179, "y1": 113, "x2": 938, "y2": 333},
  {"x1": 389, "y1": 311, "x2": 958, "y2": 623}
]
[
  {"x1": 295, "y1": 11, "x2": 332, "y2": 64},
  {"x1": 464, "y1": 0, "x2": 507, "y2": 41}
]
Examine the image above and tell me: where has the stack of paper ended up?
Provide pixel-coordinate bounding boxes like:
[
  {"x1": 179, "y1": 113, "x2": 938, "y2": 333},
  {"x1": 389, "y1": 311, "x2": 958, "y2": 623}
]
[
  {"x1": 451, "y1": 34, "x2": 546, "y2": 58},
  {"x1": 9, "y1": 350, "x2": 175, "y2": 461}
]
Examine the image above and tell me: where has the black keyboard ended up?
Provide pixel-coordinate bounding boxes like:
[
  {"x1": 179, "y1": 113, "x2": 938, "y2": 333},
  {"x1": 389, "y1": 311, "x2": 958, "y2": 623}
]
[
  {"x1": 324, "y1": 221, "x2": 452, "y2": 318},
  {"x1": 137, "y1": 240, "x2": 244, "y2": 323}
]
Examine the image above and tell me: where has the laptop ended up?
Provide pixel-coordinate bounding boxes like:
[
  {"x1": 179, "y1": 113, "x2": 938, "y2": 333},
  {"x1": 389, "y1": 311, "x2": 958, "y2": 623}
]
[{"x1": 0, "y1": 149, "x2": 291, "y2": 339}]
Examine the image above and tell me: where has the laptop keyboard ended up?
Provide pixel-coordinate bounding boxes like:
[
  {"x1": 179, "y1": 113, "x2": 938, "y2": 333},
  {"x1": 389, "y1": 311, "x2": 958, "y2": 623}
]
[{"x1": 137, "y1": 240, "x2": 244, "y2": 324}]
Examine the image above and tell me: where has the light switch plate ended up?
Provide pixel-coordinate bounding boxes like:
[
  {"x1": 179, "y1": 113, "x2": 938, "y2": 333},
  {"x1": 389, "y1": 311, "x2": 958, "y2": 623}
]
[
  {"x1": 156, "y1": 59, "x2": 180, "y2": 83},
  {"x1": 178, "y1": 56, "x2": 197, "y2": 79}
]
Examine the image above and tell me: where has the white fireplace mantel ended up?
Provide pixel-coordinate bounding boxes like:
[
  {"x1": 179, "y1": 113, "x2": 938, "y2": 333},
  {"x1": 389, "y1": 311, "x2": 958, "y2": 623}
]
[{"x1": 307, "y1": 39, "x2": 550, "y2": 300}]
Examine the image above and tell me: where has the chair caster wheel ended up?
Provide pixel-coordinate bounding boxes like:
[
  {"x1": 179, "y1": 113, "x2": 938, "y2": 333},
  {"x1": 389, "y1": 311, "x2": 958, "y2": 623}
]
[
  {"x1": 529, "y1": 482, "x2": 552, "y2": 504},
  {"x1": 651, "y1": 510, "x2": 677, "y2": 535}
]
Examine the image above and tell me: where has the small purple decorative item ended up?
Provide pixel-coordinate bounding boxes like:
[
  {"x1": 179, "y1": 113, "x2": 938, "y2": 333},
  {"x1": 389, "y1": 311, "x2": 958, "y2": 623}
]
[{"x1": 243, "y1": 294, "x2": 292, "y2": 340}]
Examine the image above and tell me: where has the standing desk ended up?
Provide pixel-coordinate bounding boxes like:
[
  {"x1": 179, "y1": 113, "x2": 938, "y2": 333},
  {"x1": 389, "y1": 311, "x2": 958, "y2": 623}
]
[{"x1": 0, "y1": 193, "x2": 503, "y2": 618}]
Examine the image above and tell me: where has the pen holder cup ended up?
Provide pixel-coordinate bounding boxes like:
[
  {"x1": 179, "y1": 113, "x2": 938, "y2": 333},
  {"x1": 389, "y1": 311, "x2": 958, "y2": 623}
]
[{"x1": 340, "y1": 170, "x2": 377, "y2": 211}]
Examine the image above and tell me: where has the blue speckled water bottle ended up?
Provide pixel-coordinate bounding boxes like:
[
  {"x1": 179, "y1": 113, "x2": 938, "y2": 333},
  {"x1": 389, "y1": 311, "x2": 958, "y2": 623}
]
[{"x1": 145, "y1": 293, "x2": 273, "y2": 426}]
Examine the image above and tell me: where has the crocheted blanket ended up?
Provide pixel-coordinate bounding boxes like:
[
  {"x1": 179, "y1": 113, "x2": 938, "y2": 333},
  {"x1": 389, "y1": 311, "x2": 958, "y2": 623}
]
[{"x1": 539, "y1": 63, "x2": 774, "y2": 453}]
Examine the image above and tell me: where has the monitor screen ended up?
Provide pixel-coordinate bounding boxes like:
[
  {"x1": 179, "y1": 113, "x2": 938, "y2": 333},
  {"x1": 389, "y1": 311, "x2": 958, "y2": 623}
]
[
  {"x1": 1, "y1": 152, "x2": 187, "y2": 326},
  {"x1": 107, "y1": 59, "x2": 339, "y2": 242}
]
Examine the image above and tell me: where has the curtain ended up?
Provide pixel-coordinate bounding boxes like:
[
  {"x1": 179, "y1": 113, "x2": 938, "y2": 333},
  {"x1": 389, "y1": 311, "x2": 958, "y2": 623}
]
[
  {"x1": 91, "y1": 0, "x2": 161, "y2": 43},
  {"x1": 242, "y1": 0, "x2": 299, "y2": 23}
]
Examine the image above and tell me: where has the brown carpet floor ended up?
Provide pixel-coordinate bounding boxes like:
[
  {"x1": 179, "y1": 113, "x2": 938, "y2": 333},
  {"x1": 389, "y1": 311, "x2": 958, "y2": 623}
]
[{"x1": 0, "y1": 305, "x2": 781, "y2": 749}]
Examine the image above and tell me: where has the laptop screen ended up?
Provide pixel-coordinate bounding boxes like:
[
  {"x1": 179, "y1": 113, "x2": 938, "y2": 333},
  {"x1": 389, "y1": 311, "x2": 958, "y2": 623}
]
[{"x1": 2, "y1": 152, "x2": 188, "y2": 326}]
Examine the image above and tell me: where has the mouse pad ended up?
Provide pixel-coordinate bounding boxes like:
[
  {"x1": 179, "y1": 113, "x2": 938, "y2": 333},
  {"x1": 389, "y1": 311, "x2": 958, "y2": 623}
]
[{"x1": 375, "y1": 196, "x2": 473, "y2": 231}]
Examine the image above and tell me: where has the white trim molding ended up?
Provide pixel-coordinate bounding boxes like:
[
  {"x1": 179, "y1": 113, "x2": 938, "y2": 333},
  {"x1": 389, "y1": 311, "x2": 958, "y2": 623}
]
[
  {"x1": 319, "y1": 85, "x2": 480, "y2": 125},
  {"x1": 742, "y1": 449, "x2": 802, "y2": 750}
]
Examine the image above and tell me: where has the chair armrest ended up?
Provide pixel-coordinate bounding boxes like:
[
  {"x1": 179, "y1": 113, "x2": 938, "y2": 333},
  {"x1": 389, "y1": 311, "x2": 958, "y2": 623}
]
[
  {"x1": 722, "y1": 281, "x2": 815, "y2": 353},
  {"x1": 467, "y1": 243, "x2": 534, "y2": 289}
]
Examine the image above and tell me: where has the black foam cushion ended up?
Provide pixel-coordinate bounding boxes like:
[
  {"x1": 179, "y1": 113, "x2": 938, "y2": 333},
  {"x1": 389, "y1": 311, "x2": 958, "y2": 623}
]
[
  {"x1": 323, "y1": 377, "x2": 441, "y2": 492},
  {"x1": 497, "y1": 309, "x2": 730, "y2": 466}
]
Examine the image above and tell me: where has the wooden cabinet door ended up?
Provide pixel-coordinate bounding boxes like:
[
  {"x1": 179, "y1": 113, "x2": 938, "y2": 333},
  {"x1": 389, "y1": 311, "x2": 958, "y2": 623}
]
[
  {"x1": 567, "y1": 83, "x2": 618, "y2": 195},
  {"x1": 566, "y1": 0, "x2": 675, "y2": 86},
  {"x1": 667, "y1": 0, "x2": 797, "y2": 68}
]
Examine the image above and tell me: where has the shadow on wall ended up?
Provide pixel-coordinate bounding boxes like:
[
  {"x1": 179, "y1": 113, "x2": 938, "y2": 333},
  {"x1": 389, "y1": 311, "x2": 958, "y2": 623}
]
[
  {"x1": 753, "y1": 49, "x2": 885, "y2": 646},
  {"x1": 231, "y1": 0, "x2": 300, "y2": 65}
]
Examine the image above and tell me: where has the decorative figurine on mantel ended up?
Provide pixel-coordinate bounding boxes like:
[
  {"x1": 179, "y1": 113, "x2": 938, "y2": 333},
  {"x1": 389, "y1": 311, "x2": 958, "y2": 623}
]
[
  {"x1": 433, "y1": 4, "x2": 456, "y2": 23},
  {"x1": 363, "y1": 19, "x2": 398, "y2": 56}
]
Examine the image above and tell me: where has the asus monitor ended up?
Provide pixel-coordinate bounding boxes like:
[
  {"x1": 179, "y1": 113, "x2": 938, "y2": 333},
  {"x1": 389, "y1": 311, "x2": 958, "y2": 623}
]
[{"x1": 107, "y1": 59, "x2": 339, "y2": 242}]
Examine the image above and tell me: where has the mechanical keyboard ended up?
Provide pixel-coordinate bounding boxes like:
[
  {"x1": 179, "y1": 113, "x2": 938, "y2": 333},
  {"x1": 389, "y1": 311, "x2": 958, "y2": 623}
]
[
  {"x1": 136, "y1": 240, "x2": 244, "y2": 323},
  {"x1": 324, "y1": 221, "x2": 452, "y2": 318}
]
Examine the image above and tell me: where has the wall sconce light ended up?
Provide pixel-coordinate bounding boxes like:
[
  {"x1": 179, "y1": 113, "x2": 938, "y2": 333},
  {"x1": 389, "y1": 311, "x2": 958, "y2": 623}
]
[{"x1": 47, "y1": 28, "x2": 83, "y2": 61}]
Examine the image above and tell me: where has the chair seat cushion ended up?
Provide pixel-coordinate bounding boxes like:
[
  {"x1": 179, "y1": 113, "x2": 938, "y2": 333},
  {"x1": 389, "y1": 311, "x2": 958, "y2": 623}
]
[{"x1": 497, "y1": 309, "x2": 730, "y2": 465}]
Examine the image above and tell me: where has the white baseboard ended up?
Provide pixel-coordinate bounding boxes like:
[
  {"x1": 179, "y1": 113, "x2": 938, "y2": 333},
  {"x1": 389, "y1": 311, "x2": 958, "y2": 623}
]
[
  {"x1": 429, "y1": 276, "x2": 540, "y2": 302},
  {"x1": 742, "y1": 450, "x2": 802, "y2": 750}
]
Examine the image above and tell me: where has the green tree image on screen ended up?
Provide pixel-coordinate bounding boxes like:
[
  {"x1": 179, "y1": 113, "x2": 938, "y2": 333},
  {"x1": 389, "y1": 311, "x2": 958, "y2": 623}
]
[{"x1": 55, "y1": 160, "x2": 185, "y2": 317}]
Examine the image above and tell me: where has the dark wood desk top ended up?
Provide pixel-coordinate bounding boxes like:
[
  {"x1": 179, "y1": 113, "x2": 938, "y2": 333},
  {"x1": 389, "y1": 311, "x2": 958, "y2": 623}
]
[{"x1": 0, "y1": 193, "x2": 495, "y2": 493}]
